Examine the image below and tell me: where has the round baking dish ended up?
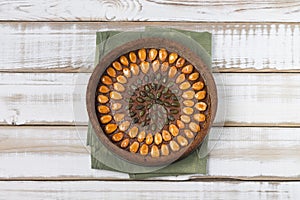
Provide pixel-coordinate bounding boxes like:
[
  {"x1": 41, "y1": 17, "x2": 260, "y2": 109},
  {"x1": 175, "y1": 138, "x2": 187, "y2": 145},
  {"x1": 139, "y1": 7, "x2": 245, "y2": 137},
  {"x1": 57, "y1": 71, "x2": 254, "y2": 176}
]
[{"x1": 86, "y1": 37, "x2": 217, "y2": 166}]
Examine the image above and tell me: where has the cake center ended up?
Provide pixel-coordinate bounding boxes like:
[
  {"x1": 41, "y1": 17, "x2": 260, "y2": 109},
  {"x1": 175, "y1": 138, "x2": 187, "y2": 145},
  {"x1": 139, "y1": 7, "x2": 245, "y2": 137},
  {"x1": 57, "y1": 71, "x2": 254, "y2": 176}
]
[{"x1": 128, "y1": 83, "x2": 180, "y2": 132}]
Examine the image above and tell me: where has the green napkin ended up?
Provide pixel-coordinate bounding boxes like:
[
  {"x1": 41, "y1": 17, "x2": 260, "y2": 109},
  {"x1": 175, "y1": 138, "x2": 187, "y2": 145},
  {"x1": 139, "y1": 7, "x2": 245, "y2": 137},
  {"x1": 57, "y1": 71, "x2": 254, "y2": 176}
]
[{"x1": 87, "y1": 28, "x2": 212, "y2": 178}]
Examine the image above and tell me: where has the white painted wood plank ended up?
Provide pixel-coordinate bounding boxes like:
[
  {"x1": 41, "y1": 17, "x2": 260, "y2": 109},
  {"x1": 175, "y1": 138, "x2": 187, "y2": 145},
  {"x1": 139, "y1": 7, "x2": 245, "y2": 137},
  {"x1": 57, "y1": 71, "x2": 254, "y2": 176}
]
[
  {"x1": 209, "y1": 127, "x2": 300, "y2": 177},
  {"x1": 0, "y1": 73, "x2": 87, "y2": 125},
  {"x1": 219, "y1": 73, "x2": 300, "y2": 126},
  {"x1": 0, "y1": 0, "x2": 300, "y2": 22},
  {"x1": 0, "y1": 126, "x2": 300, "y2": 179},
  {"x1": 0, "y1": 126, "x2": 129, "y2": 179},
  {"x1": 0, "y1": 22, "x2": 300, "y2": 72},
  {"x1": 0, "y1": 181, "x2": 299, "y2": 200},
  {"x1": 1, "y1": 73, "x2": 300, "y2": 125}
]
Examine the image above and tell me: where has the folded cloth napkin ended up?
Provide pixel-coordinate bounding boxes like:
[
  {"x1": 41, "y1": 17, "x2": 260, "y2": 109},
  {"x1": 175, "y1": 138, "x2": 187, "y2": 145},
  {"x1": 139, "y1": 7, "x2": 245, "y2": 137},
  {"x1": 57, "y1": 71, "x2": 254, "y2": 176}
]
[{"x1": 87, "y1": 28, "x2": 212, "y2": 178}]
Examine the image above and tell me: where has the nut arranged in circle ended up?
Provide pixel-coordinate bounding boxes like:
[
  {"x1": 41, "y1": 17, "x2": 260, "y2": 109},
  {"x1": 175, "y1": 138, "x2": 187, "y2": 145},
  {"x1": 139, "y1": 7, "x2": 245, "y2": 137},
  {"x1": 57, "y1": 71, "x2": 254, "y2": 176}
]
[{"x1": 95, "y1": 47, "x2": 210, "y2": 160}]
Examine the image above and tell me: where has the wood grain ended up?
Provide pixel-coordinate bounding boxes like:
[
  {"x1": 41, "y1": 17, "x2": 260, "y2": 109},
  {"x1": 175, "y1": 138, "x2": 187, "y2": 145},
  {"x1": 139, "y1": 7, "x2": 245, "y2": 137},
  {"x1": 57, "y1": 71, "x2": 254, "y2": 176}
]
[
  {"x1": 1, "y1": 22, "x2": 300, "y2": 72},
  {"x1": 1, "y1": 73, "x2": 300, "y2": 126},
  {"x1": 1, "y1": 0, "x2": 299, "y2": 195},
  {"x1": 0, "y1": 181, "x2": 299, "y2": 199},
  {"x1": 0, "y1": 126, "x2": 300, "y2": 179},
  {"x1": 0, "y1": 0, "x2": 300, "y2": 22}
]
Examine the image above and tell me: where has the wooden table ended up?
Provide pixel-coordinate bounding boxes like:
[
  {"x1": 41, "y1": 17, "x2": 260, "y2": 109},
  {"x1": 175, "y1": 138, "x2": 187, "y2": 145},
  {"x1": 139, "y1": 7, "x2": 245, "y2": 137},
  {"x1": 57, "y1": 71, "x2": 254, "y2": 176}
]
[{"x1": 1, "y1": 1, "x2": 300, "y2": 199}]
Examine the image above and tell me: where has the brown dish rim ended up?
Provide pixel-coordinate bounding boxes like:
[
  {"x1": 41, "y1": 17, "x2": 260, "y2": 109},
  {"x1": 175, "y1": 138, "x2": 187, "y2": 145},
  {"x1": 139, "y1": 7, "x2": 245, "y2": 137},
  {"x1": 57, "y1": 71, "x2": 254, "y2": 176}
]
[{"x1": 86, "y1": 37, "x2": 217, "y2": 166}]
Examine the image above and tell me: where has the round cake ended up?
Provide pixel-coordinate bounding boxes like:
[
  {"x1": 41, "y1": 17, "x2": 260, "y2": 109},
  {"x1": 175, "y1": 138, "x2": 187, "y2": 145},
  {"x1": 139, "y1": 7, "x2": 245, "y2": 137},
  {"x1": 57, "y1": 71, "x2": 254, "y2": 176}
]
[{"x1": 86, "y1": 38, "x2": 217, "y2": 166}]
